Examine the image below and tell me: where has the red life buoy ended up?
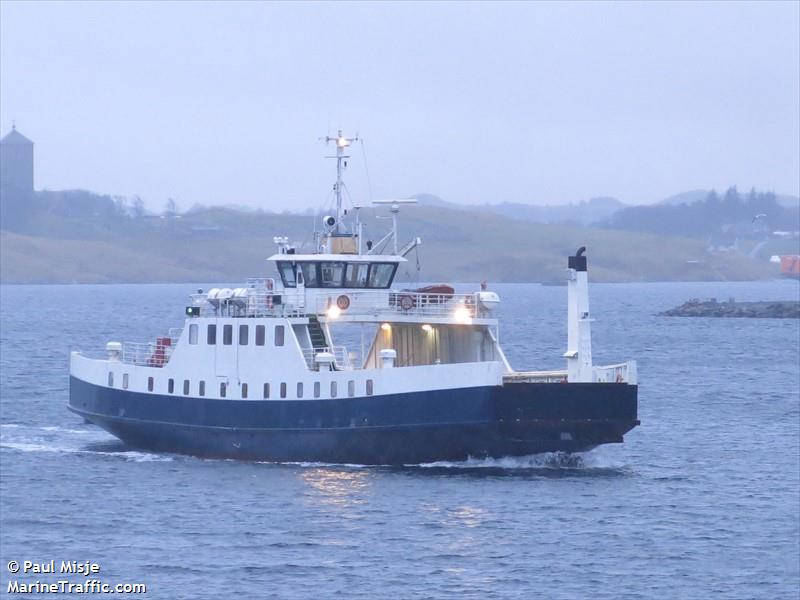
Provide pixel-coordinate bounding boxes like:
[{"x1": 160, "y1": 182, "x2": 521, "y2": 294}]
[
  {"x1": 336, "y1": 294, "x2": 350, "y2": 310},
  {"x1": 399, "y1": 295, "x2": 414, "y2": 311}
]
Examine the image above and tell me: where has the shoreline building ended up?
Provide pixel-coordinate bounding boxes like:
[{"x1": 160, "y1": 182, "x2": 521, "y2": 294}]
[{"x1": 1, "y1": 125, "x2": 34, "y2": 199}]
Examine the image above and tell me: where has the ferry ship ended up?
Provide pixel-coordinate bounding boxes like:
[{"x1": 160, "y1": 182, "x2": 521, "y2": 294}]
[{"x1": 68, "y1": 132, "x2": 639, "y2": 464}]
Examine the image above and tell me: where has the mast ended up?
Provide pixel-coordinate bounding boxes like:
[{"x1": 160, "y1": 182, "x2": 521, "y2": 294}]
[{"x1": 325, "y1": 130, "x2": 358, "y2": 234}]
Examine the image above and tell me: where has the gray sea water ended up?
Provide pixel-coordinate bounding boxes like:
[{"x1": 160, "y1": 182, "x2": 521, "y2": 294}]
[{"x1": 1, "y1": 281, "x2": 798, "y2": 599}]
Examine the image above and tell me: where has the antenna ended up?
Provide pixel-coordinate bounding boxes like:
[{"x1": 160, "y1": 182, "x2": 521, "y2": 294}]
[{"x1": 324, "y1": 130, "x2": 358, "y2": 233}]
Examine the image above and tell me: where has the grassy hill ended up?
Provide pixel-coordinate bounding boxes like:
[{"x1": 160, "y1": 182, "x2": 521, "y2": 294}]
[{"x1": 0, "y1": 195, "x2": 777, "y2": 284}]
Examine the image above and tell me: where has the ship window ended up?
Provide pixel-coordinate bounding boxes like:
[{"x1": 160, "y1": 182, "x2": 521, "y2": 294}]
[
  {"x1": 348, "y1": 380, "x2": 355, "y2": 397},
  {"x1": 220, "y1": 382, "x2": 227, "y2": 397},
  {"x1": 123, "y1": 373, "x2": 129, "y2": 389},
  {"x1": 300, "y1": 263, "x2": 319, "y2": 287},
  {"x1": 189, "y1": 324, "x2": 198, "y2": 344},
  {"x1": 183, "y1": 379, "x2": 190, "y2": 395},
  {"x1": 274, "y1": 326, "x2": 285, "y2": 346},
  {"x1": 366, "y1": 379, "x2": 374, "y2": 396},
  {"x1": 297, "y1": 382, "x2": 303, "y2": 398},
  {"x1": 168, "y1": 379, "x2": 175, "y2": 394},
  {"x1": 199, "y1": 381, "x2": 206, "y2": 396},
  {"x1": 314, "y1": 382, "x2": 321, "y2": 398},
  {"x1": 242, "y1": 383, "x2": 248, "y2": 399},
  {"x1": 223, "y1": 324, "x2": 233, "y2": 345},
  {"x1": 207, "y1": 324, "x2": 217, "y2": 345},
  {"x1": 280, "y1": 382, "x2": 287, "y2": 398},
  {"x1": 108, "y1": 372, "x2": 114, "y2": 387},
  {"x1": 277, "y1": 261, "x2": 296, "y2": 288},
  {"x1": 239, "y1": 324, "x2": 248, "y2": 345},
  {"x1": 320, "y1": 262, "x2": 346, "y2": 287},
  {"x1": 345, "y1": 263, "x2": 369, "y2": 288},
  {"x1": 367, "y1": 263, "x2": 397, "y2": 288},
  {"x1": 263, "y1": 383, "x2": 270, "y2": 399},
  {"x1": 148, "y1": 377, "x2": 154, "y2": 392},
  {"x1": 330, "y1": 381, "x2": 337, "y2": 398},
  {"x1": 255, "y1": 325, "x2": 265, "y2": 346}
]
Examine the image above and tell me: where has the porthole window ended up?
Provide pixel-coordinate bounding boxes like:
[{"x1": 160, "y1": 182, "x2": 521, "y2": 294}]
[
  {"x1": 207, "y1": 324, "x2": 217, "y2": 345},
  {"x1": 183, "y1": 380, "x2": 190, "y2": 395},
  {"x1": 122, "y1": 373, "x2": 129, "y2": 390},
  {"x1": 280, "y1": 382, "x2": 287, "y2": 398},
  {"x1": 168, "y1": 379, "x2": 175, "y2": 394},
  {"x1": 223, "y1": 324, "x2": 233, "y2": 345},
  {"x1": 242, "y1": 383, "x2": 248, "y2": 399},
  {"x1": 263, "y1": 383, "x2": 270, "y2": 399},
  {"x1": 366, "y1": 379, "x2": 374, "y2": 396},
  {"x1": 239, "y1": 325, "x2": 248, "y2": 345},
  {"x1": 297, "y1": 382, "x2": 303, "y2": 398},
  {"x1": 148, "y1": 377, "x2": 154, "y2": 392},
  {"x1": 199, "y1": 381, "x2": 206, "y2": 397},
  {"x1": 220, "y1": 382, "x2": 227, "y2": 398},
  {"x1": 189, "y1": 324, "x2": 198, "y2": 345},
  {"x1": 348, "y1": 380, "x2": 355, "y2": 397},
  {"x1": 108, "y1": 372, "x2": 114, "y2": 387},
  {"x1": 330, "y1": 381, "x2": 337, "y2": 398},
  {"x1": 275, "y1": 326, "x2": 285, "y2": 347},
  {"x1": 314, "y1": 382, "x2": 321, "y2": 398},
  {"x1": 255, "y1": 325, "x2": 266, "y2": 346}
]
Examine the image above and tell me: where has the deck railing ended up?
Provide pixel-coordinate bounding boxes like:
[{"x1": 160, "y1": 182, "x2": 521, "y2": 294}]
[{"x1": 301, "y1": 346, "x2": 354, "y2": 371}]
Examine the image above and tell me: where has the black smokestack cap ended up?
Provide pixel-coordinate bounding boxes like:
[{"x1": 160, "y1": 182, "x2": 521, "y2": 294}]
[{"x1": 568, "y1": 246, "x2": 587, "y2": 271}]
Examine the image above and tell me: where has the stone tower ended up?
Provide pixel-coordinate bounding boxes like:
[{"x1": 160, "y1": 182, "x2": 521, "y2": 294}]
[{"x1": 0, "y1": 125, "x2": 34, "y2": 198}]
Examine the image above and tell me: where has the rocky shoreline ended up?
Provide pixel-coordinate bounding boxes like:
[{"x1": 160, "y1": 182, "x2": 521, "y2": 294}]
[{"x1": 660, "y1": 298, "x2": 800, "y2": 318}]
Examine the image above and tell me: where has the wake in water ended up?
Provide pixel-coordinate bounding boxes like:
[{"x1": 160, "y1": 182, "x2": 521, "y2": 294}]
[{"x1": 0, "y1": 422, "x2": 175, "y2": 463}]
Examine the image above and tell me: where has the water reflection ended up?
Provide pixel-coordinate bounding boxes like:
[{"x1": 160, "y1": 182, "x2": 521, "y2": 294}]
[{"x1": 299, "y1": 467, "x2": 371, "y2": 510}]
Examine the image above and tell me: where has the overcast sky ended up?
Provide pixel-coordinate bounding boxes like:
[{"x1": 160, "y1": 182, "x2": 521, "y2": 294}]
[{"x1": 1, "y1": 1, "x2": 798, "y2": 212}]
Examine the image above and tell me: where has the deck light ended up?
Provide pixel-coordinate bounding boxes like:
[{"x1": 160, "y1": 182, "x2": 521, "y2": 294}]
[
  {"x1": 453, "y1": 306, "x2": 472, "y2": 325},
  {"x1": 327, "y1": 305, "x2": 342, "y2": 319},
  {"x1": 421, "y1": 324, "x2": 433, "y2": 333},
  {"x1": 380, "y1": 323, "x2": 391, "y2": 331}
]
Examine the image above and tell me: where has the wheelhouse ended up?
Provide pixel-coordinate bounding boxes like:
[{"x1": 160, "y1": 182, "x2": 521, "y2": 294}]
[{"x1": 270, "y1": 254, "x2": 404, "y2": 290}]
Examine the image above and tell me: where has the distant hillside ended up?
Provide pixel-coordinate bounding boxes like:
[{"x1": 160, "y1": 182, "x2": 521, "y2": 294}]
[
  {"x1": 0, "y1": 188, "x2": 778, "y2": 284},
  {"x1": 413, "y1": 193, "x2": 626, "y2": 225}
]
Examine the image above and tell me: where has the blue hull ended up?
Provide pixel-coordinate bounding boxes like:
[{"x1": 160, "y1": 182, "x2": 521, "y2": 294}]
[{"x1": 68, "y1": 376, "x2": 638, "y2": 464}]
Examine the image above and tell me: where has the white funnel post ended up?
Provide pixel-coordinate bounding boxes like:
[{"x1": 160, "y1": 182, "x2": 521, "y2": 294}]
[{"x1": 564, "y1": 247, "x2": 594, "y2": 382}]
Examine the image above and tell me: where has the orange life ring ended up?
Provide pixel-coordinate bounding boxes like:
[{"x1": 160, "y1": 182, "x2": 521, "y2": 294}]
[
  {"x1": 336, "y1": 294, "x2": 351, "y2": 310},
  {"x1": 399, "y1": 295, "x2": 414, "y2": 311}
]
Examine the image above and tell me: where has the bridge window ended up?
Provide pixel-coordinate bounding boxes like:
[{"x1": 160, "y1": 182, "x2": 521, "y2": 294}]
[
  {"x1": 263, "y1": 383, "x2": 270, "y2": 399},
  {"x1": 168, "y1": 379, "x2": 174, "y2": 394},
  {"x1": 148, "y1": 377, "x2": 154, "y2": 392},
  {"x1": 255, "y1": 325, "x2": 265, "y2": 346},
  {"x1": 280, "y1": 382, "x2": 287, "y2": 398},
  {"x1": 123, "y1": 373, "x2": 129, "y2": 390},
  {"x1": 207, "y1": 324, "x2": 217, "y2": 345},
  {"x1": 297, "y1": 382, "x2": 303, "y2": 398},
  {"x1": 239, "y1": 324, "x2": 248, "y2": 345},
  {"x1": 199, "y1": 381, "x2": 205, "y2": 396},
  {"x1": 241, "y1": 383, "x2": 248, "y2": 399},
  {"x1": 108, "y1": 372, "x2": 114, "y2": 387},
  {"x1": 277, "y1": 262, "x2": 296, "y2": 288},
  {"x1": 330, "y1": 381, "x2": 337, "y2": 398},
  {"x1": 220, "y1": 382, "x2": 227, "y2": 398},
  {"x1": 223, "y1": 324, "x2": 233, "y2": 345},
  {"x1": 368, "y1": 263, "x2": 396, "y2": 288},
  {"x1": 345, "y1": 263, "x2": 369, "y2": 288},
  {"x1": 274, "y1": 326, "x2": 285, "y2": 346},
  {"x1": 320, "y1": 262, "x2": 346, "y2": 287},
  {"x1": 366, "y1": 379, "x2": 374, "y2": 396},
  {"x1": 183, "y1": 380, "x2": 190, "y2": 395},
  {"x1": 300, "y1": 263, "x2": 318, "y2": 287},
  {"x1": 314, "y1": 382, "x2": 321, "y2": 398},
  {"x1": 189, "y1": 324, "x2": 198, "y2": 345}
]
